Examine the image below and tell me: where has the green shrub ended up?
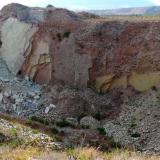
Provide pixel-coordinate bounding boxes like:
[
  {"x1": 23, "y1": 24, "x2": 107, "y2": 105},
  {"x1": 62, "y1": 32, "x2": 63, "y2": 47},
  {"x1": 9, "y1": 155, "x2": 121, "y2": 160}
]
[
  {"x1": 7, "y1": 139, "x2": 24, "y2": 149},
  {"x1": 10, "y1": 128, "x2": 18, "y2": 137},
  {"x1": 130, "y1": 118, "x2": 137, "y2": 129},
  {"x1": 130, "y1": 122, "x2": 137, "y2": 128},
  {"x1": 97, "y1": 127, "x2": 106, "y2": 135},
  {"x1": 108, "y1": 136, "x2": 121, "y2": 149},
  {"x1": 29, "y1": 116, "x2": 49, "y2": 125},
  {"x1": 63, "y1": 31, "x2": 71, "y2": 38},
  {"x1": 81, "y1": 125, "x2": 90, "y2": 129},
  {"x1": 131, "y1": 132, "x2": 141, "y2": 138},
  {"x1": 32, "y1": 129, "x2": 39, "y2": 134},
  {"x1": 50, "y1": 127, "x2": 59, "y2": 134},
  {"x1": 93, "y1": 112, "x2": 105, "y2": 120},
  {"x1": 47, "y1": 4, "x2": 53, "y2": 8},
  {"x1": 56, "y1": 119, "x2": 73, "y2": 128}
]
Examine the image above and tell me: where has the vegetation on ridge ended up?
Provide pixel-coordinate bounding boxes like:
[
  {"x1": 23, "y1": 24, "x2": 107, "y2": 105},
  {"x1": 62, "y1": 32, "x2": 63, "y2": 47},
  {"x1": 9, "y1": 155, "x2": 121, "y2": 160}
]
[{"x1": 0, "y1": 116, "x2": 160, "y2": 160}]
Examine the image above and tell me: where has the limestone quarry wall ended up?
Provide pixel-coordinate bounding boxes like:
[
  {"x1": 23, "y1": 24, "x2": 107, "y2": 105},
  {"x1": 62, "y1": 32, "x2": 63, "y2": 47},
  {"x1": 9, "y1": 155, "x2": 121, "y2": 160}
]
[
  {"x1": 1, "y1": 3, "x2": 160, "y2": 92},
  {"x1": 1, "y1": 18, "x2": 38, "y2": 75}
]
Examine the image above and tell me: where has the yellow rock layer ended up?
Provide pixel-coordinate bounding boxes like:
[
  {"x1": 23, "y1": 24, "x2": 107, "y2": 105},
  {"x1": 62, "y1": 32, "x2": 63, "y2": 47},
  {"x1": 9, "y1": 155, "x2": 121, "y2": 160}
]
[
  {"x1": 95, "y1": 74, "x2": 115, "y2": 93},
  {"x1": 110, "y1": 76, "x2": 128, "y2": 90},
  {"x1": 129, "y1": 72, "x2": 160, "y2": 91},
  {"x1": 95, "y1": 71, "x2": 160, "y2": 92}
]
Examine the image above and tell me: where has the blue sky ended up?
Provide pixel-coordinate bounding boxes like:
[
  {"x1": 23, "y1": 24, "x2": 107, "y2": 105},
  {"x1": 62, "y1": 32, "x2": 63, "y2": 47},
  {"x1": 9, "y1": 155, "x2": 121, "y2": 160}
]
[
  {"x1": 0, "y1": 0, "x2": 160, "y2": 10},
  {"x1": 53, "y1": 0, "x2": 156, "y2": 10}
]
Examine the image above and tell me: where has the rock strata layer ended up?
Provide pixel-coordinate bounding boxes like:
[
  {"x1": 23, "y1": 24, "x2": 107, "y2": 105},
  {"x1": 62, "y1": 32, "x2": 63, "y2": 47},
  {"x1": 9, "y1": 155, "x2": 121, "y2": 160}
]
[{"x1": 1, "y1": 3, "x2": 160, "y2": 92}]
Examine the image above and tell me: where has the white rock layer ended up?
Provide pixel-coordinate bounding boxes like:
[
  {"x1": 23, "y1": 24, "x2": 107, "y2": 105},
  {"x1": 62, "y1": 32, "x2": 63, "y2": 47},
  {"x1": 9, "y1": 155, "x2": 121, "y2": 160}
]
[{"x1": 0, "y1": 18, "x2": 38, "y2": 75}]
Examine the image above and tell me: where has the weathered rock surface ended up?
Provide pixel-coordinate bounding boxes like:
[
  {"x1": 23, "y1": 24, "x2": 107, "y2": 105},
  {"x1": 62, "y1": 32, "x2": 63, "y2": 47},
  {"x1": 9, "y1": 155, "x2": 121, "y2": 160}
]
[
  {"x1": 1, "y1": 18, "x2": 38, "y2": 75},
  {"x1": 1, "y1": 3, "x2": 160, "y2": 92}
]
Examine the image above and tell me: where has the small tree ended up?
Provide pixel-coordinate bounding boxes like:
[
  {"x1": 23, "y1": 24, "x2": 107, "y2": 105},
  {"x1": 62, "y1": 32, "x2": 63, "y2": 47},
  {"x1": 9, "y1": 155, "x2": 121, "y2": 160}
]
[{"x1": 47, "y1": 4, "x2": 53, "y2": 8}]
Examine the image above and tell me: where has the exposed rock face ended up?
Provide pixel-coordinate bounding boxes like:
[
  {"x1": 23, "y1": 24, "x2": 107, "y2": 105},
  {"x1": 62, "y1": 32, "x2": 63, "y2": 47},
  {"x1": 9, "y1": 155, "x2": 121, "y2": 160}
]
[
  {"x1": 1, "y1": 18, "x2": 37, "y2": 75},
  {"x1": 1, "y1": 3, "x2": 160, "y2": 92}
]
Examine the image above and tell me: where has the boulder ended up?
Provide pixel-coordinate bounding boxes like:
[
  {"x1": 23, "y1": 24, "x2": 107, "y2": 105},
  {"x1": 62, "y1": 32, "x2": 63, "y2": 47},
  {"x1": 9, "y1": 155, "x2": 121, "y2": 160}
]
[
  {"x1": 80, "y1": 116, "x2": 100, "y2": 129},
  {"x1": 3, "y1": 90, "x2": 11, "y2": 98},
  {"x1": 45, "y1": 104, "x2": 56, "y2": 114}
]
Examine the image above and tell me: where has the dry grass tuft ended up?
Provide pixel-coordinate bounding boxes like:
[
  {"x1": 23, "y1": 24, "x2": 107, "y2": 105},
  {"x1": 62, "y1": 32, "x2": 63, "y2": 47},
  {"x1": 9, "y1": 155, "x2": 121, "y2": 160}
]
[
  {"x1": 0, "y1": 146, "x2": 160, "y2": 160},
  {"x1": 0, "y1": 147, "x2": 42, "y2": 160},
  {"x1": 67, "y1": 147, "x2": 160, "y2": 160},
  {"x1": 105, "y1": 149, "x2": 160, "y2": 160}
]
